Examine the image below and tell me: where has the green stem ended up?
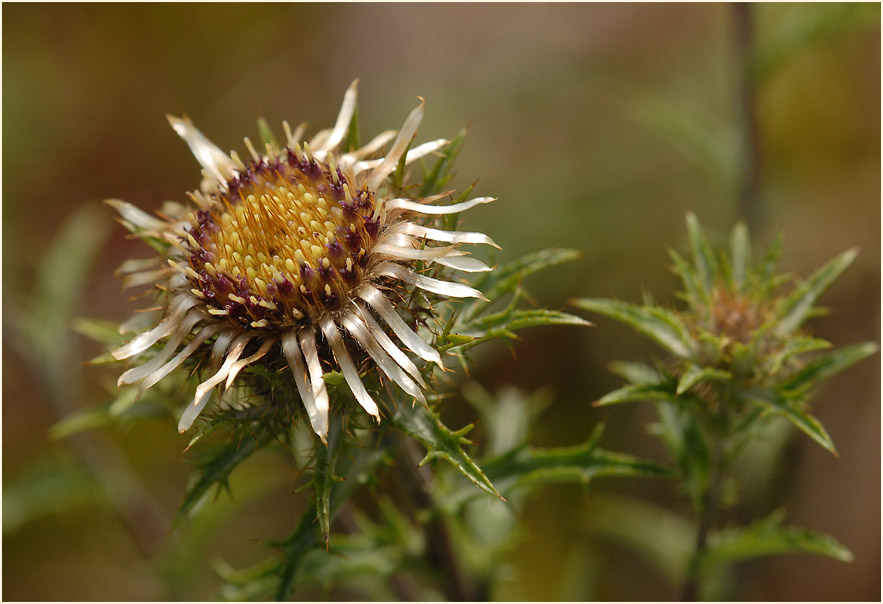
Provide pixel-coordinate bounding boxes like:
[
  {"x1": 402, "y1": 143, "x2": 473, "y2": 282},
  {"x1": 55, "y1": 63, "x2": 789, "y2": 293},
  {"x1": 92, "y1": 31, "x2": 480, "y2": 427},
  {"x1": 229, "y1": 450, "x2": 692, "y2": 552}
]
[
  {"x1": 682, "y1": 436, "x2": 725, "y2": 601},
  {"x1": 733, "y1": 2, "x2": 763, "y2": 230},
  {"x1": 396, "y1": 435, "x2": 475, "y2": 601}
]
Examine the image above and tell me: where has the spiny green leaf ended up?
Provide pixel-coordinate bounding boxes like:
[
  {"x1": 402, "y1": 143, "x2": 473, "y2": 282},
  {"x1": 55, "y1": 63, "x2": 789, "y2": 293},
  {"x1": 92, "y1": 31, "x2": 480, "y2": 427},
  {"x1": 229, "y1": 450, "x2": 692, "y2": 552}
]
[
  {"x1": 775, "y1": 248, "x2": 857, "y2": 335},
  {"x1": 757, "y1": 231, "x2": 784, "y2": 297},
  {"x1": 467, "y1": 249, "x2": 582, "y2": 319},
  {"x1": 443, "y1": 333, "x2": 476, "y2": 346},
  {"x1": 392, "y1": 133, "x2": 413, "y2": 194},
  {"x1": 481, "y1": 436, "x2": 676, "y2": 497},
  {"x1": 596, "y1": 383, "x2": 675, "y2": 407},
  {"x1": 312, "y1": 410, "x2": 346, "y2": 546},
  {"x1": 420, "y1": 127, "x2": 467, "y2": 197},
  {"x1": 670, "y1": 248, "x2": 705, "y2": 312},
  {"x1": 573, "y1": 298, "x2": 695, "y2": 359},
  {"x1": 257, "y1": 117, "x2": 279, "y2": 148},
  {"x1": 608, "y1": 361, "x2": 664, "y2": 386},
  {"x1": 504, "y1": 309, "x2": 591, "y2": 331},
  {"x1": 677, "y1": 364, "x2": 733, "y2": 396},
  {"x1": 71, "y1": 317, "x2": 126, "y2": 346},
  {"x1": 383, "y1": 399, "x2": 501, "y2": 499},
  {"x1": 175, "y1": 431, "x2": 270, "y2": 525},
  {"x1": 459, "y1": 308, "x2": 589, "y2": 337},
  {"x1": 702, "y1": 509, "x2": 853, "y2": 571},
  {"x1": 779, "y1": 342, "x2": 877, "y2": 394},
  {"x1": 728, "y1": 221, "x2": 750, "y2": 292},
  {"x1": 766, "y1": 336, "x2": 832, "y2": 375},
  {"x1": 686, "y1": 212, "x2": 718, "y2": 300},
  {"x1": 449, "y1": 307, "x2": 588, "y2": 355},
  {"x1": 442, "y1": 184, "x2": 475, "y2": 232},
  {"x1": 748, "y1": 391, "x2": 836, "y2": 454}
]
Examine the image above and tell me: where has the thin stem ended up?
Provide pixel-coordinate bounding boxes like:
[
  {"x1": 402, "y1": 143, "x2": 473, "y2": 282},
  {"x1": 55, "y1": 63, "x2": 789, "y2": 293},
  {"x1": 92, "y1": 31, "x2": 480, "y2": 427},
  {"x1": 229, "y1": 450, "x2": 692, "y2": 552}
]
[
  {"x1": 733, "y1": 2, "x2": 763, "y2": 230},
  {"x1": 681, "y1": 426, "x2": 729, "y2": 602},
  {"x1": 395, "y1": 435, "x2": 475, "y2": 601}
]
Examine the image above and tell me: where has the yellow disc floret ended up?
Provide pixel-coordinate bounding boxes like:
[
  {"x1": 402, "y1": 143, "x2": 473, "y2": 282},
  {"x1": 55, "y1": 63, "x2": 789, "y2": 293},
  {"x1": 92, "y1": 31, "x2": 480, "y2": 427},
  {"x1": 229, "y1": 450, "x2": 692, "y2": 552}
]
[{"x1": 182, "y1": 148, "x2": 379, "y2": 329}]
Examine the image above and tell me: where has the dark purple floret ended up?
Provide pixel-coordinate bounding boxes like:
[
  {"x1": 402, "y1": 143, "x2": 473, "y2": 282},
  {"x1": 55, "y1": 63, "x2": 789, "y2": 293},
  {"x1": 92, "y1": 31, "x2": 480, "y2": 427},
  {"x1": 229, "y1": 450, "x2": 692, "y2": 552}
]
[
  {"x1": 326, "y1": 240, "x2": 344, "y2": 258},
  {"x1": 322, "y1": 289, "x2": 339, "y2": 309},
  {"x1": 216, "y1": 274, "x2": 233, "y2": 294},
  {"x1": 299, "y1": 159, "x2": 321, "y2": 179},
  {"x1": 353, "y1": 191, "x2": 372, "y2": 210},
  {"x1": 340, "y1": 266, "x2": 358, "y2": 285},
  {"x1": 344, "y1": 227, "x2": 362, "y2": 250},
  {"x1": 364, "y1": 218, "x2": 379, "y2": 238},
  {"x1": 317, "y1": 261, "x2": 333, "y2": 279},
  {"x1": 329, "y1": 178, "x2": 344, "y2": 199},
  {"x1": 278, "y1": 278, "x2": 295, "y2": 294}
]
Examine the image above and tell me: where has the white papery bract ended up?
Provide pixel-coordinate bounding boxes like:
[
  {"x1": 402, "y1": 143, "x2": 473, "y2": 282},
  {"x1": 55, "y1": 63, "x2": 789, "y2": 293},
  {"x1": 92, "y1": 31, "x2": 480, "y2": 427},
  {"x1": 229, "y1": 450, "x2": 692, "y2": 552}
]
[{"x1": 108, "y1": 81, "x2": 497, "y2": 442}]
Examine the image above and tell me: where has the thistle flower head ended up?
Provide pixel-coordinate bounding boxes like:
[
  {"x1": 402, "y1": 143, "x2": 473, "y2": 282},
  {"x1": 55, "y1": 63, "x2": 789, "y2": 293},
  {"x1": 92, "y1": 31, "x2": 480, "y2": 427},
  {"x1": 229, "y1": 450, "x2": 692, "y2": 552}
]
[
  {"x1": 575, "y1": 213, "x2": 876, "y2": 452},
  {"x1": 108, "y1": 82, "x2": 497, "y2": 442}
]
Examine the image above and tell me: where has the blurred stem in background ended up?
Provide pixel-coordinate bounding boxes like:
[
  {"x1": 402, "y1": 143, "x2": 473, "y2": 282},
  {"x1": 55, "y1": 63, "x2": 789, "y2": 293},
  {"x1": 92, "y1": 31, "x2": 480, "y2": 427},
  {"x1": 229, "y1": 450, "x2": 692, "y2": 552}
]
[
  {"x1": 680, "y1": 5, "x2": 761, "y2": 600},
  {"x1": 733, "y1": 3, "x2": 762, "y2": 232},
  {"x1": 393, "y1": 435, "x2": 477, "y2": 601}
]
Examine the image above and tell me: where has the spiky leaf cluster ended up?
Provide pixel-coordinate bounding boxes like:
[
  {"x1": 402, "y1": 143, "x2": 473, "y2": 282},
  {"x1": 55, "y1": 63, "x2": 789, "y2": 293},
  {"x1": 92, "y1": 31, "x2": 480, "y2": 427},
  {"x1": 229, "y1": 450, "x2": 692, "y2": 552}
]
[{"x1": 574, "y1": 213, "x2": 875, "y2": 455}]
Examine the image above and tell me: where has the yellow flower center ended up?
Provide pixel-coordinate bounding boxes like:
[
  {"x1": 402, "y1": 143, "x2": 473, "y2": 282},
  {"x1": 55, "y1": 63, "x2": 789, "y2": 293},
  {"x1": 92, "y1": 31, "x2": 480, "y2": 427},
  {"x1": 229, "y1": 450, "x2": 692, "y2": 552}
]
[{"x1": 183, "y1": 151, "x2": 379, "y2": 328}]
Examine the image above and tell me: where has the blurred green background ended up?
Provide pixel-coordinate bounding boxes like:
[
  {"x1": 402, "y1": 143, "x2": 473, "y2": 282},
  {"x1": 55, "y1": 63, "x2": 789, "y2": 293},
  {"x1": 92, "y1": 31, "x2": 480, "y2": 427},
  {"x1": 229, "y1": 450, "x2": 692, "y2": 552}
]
[{"x1": 3, "y1": 3, "x2": 879, "y2": 600}]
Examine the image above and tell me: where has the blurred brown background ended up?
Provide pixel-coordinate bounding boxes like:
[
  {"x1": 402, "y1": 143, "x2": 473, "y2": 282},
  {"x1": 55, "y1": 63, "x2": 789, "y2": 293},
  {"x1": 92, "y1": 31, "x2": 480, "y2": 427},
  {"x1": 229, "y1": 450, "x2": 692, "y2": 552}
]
[{"x1": 3, "y1": 3, "x2": 879, "y2": 600}]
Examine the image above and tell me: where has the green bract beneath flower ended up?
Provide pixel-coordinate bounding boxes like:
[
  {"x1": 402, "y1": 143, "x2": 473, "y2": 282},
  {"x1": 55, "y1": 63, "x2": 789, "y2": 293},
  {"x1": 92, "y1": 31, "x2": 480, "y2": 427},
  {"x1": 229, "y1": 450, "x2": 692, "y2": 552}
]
[{"x1": 107, "y1": 81, "x2": 499, "y2": 443}]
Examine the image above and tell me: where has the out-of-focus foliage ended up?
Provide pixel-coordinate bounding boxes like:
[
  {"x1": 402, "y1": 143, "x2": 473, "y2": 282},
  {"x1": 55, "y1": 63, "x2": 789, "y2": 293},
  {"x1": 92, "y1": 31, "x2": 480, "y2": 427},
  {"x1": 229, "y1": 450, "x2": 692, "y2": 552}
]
[
  {"x1": 3, "y1": 3, "x2": 878, "y2": 601},
  {"x1": 573, "y1": 215, "x2": 875, "y2": 599}
]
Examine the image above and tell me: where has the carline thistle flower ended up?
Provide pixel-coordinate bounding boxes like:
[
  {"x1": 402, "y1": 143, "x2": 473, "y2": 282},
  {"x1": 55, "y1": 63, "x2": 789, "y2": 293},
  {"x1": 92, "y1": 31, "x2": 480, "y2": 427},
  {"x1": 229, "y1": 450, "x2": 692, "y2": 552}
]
[{"x1": 107, "y1": 81, "x2": 497, "y2": 442}]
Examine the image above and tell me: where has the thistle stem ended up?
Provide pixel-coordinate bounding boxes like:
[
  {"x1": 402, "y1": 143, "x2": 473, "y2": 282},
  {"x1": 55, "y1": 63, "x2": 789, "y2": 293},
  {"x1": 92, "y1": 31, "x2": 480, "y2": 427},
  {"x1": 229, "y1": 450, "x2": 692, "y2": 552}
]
[
  {"x1": 396, "y1": 435, "x2": 475, "y2": 601},
  {"x1": 733, "y1": 2, "x2": 763, "y2": 230},
  {"x1": 682, "y1": 440, "x2": 725, "y2": 601}
]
